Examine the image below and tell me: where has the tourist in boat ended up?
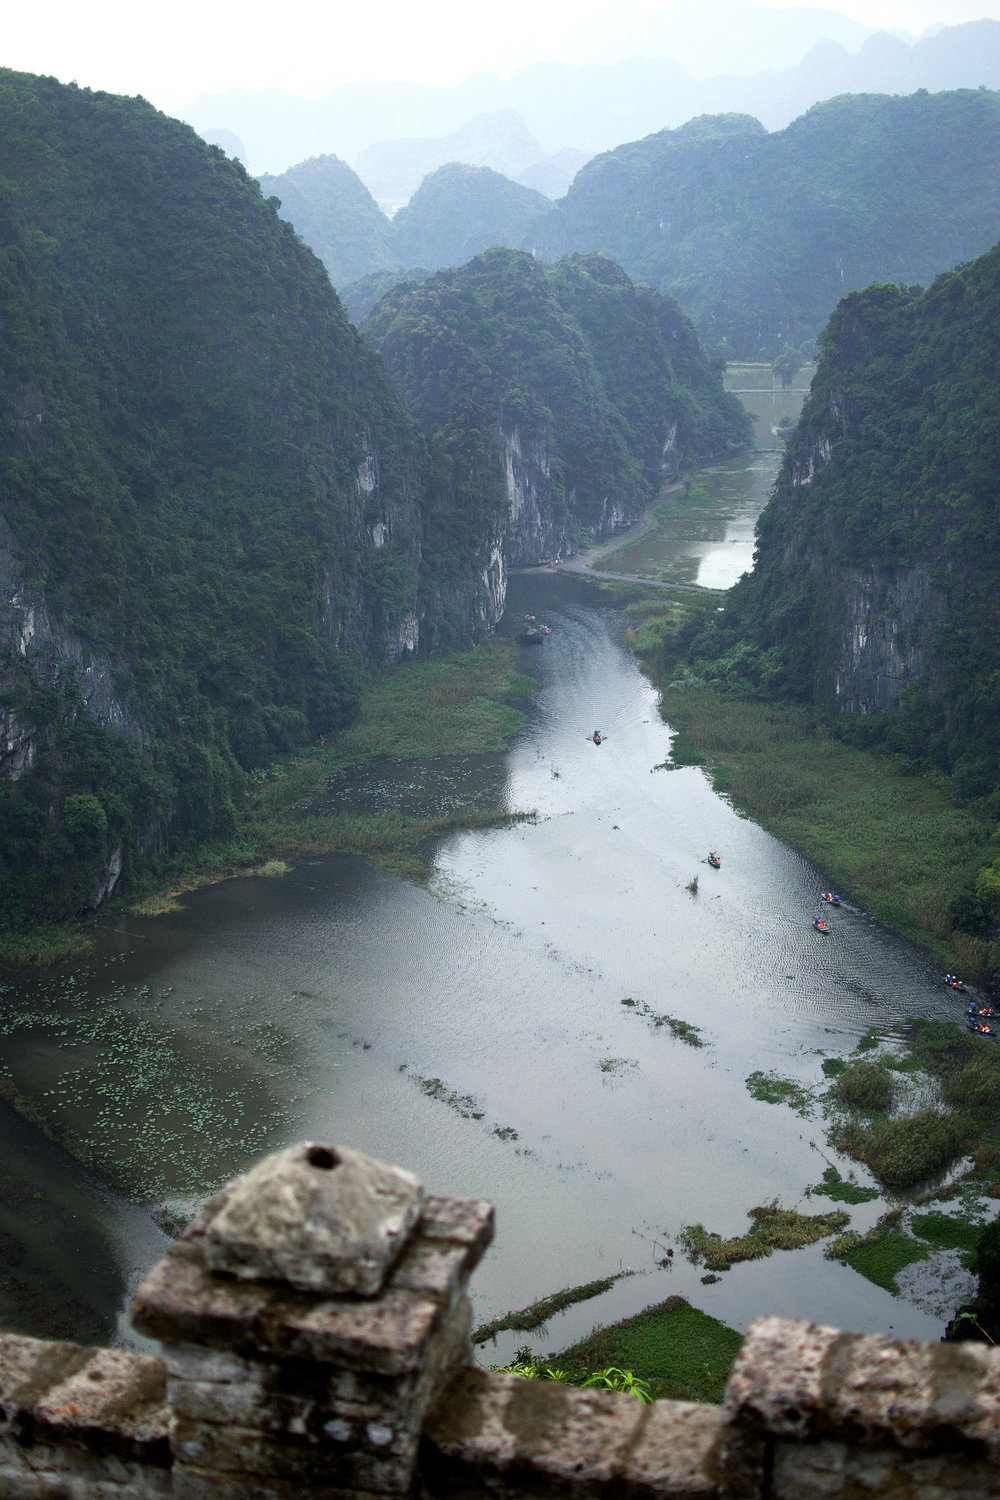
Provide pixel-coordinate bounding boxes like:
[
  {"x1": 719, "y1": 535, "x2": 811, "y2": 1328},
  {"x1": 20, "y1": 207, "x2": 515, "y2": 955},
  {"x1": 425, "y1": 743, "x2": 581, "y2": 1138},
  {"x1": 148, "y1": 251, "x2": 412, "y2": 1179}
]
[
  {"x1": 813, "y1": 915, "x2": 828, "y2": 931},
  {"x1": 708, "y1": 852, "x2": 720, "y2": 868},
  {"x1": 592, "y1": 730, "x2": 602, "y2": 745}
]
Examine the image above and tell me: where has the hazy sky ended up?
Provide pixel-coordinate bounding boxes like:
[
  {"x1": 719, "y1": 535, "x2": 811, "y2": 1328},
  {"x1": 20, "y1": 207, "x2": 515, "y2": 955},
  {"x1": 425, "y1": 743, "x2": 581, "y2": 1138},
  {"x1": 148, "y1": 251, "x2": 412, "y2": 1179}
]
[{"x1": 4, "y1": 0, "x2": 1000, "y2": 114}]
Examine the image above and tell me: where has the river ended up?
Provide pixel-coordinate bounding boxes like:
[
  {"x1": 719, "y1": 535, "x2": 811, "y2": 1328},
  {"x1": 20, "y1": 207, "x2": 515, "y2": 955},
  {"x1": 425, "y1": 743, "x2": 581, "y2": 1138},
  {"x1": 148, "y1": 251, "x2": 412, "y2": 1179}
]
[{"x1": 0, "y1": 438, "x2": 969, "y2": 1361}]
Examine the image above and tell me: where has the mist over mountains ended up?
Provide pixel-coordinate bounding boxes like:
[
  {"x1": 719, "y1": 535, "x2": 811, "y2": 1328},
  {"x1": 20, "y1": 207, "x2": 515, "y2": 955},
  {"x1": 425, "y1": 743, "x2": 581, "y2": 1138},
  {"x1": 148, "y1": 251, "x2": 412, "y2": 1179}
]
[{"x1": 185, "y1": 13, "x2": 1000, "y2": 183}]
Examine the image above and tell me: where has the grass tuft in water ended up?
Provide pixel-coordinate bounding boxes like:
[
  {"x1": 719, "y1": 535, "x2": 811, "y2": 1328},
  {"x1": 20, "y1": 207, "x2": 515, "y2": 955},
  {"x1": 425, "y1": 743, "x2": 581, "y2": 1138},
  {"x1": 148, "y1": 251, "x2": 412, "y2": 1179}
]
[
  {"x1": 746, "y1": 1071, "x2": 814, "y2": 1114},
  {"x1": 472, "y1": 1274, "x2": 632, "y2": 1345},
  {"x1": 678, "y1": 1203, "x2": 850, "y2": 1272}
]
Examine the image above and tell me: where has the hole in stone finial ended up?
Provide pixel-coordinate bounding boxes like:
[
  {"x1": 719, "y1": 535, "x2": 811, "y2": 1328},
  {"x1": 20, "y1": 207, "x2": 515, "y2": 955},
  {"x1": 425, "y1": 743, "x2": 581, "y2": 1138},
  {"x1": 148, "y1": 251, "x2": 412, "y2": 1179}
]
[{"x1": 306, "y1": 1144, "x2": 339, "y2": 1170}]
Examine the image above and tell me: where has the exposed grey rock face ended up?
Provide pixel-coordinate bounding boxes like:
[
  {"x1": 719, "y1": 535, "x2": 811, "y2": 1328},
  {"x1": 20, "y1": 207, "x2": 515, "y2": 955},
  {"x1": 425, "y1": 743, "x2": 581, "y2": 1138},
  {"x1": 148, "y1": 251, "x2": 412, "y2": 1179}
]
[
  {"x1": 833, "y1": 564, "x2": 938, "y2": 715},
  {"x1": 0, "y1": 517, "x2": 148, "y2": 779}
]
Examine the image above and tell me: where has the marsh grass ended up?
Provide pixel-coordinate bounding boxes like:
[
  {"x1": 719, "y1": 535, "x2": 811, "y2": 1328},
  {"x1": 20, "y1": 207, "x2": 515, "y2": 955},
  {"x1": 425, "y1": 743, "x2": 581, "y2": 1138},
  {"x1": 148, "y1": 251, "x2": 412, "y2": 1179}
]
[
  {"x1": 471, "y1": 1274, "x2": 632, "y2": 1345},
  {"x1": 117, "y1": 642, "x2": 537, "y2": 919},
  {"x1": 835, "y1": 1108, "x2": 968, "y2": 1189},
  {"x1": 678, "y1": 1203, "x2": 850, "y2": 1272},
  {"x1": 833, "y1": 1059, "x2": 895, "y2": 1113},
  {"x1": 551, "y1": 1295, "x2": 744, "y2": 1404}
]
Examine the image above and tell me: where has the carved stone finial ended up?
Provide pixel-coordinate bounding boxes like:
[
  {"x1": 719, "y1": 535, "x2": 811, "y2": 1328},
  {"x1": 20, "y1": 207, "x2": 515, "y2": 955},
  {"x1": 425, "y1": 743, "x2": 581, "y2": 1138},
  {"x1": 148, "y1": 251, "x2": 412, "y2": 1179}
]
[{"x1": 193, "y1": 1141, "x2": 424, "y2": 1296}]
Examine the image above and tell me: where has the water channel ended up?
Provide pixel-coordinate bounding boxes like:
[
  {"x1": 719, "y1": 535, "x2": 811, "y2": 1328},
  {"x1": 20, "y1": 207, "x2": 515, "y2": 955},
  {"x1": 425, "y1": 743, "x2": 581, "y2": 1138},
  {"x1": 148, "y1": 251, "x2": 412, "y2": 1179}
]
[{"x1": 0, "y1": 430, "x2": 967, "y2": 1362}]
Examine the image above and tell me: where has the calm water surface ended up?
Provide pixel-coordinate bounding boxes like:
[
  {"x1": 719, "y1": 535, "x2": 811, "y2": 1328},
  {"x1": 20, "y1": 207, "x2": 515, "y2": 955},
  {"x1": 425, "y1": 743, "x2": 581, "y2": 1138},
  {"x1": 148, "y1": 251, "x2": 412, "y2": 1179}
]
[{"x1": 0, "y1": 486, "x2": 965, "y2": 1358}]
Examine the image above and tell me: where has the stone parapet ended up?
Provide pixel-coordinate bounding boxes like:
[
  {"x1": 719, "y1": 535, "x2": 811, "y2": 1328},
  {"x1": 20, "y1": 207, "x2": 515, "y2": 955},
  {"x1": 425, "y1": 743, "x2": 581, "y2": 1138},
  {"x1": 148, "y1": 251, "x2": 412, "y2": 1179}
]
[
  {"x1": 0, "y1": 1331, "x2": 170, "y2": 1497},
  {"x1": 719, "y1": 1315, "x2": 1000, "y2": 1498},
  {"x1": 5, "y1": 1146, "x2": 1000, "y2": 1498},
  {"x1": 131, "y1": 1142, "x2": 493, "y2": 1498},
  {"x1": 422, "y1": 1365, "x2": 730, "y2": 1498}
]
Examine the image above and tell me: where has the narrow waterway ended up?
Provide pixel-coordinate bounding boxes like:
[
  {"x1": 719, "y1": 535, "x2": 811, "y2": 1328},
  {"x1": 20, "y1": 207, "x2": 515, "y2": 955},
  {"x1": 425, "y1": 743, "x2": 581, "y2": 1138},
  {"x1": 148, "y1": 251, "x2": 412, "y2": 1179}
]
[{"x1": 0, "y1": 551, "x2": 966, "y2": 1359}]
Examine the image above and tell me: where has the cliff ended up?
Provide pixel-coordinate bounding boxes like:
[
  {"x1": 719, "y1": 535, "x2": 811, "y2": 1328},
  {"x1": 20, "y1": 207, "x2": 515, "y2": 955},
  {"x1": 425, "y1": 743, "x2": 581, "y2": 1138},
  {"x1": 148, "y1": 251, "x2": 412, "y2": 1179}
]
[
  {"x1": 362, "y1": 249, "x2": 752, "y2": 569},
  {"x1": 0, "y1": 72, "x2": 500, "y2": 928},
  {"x1": 675, "y1": 246, "x2": 1000, "y2": 804}
]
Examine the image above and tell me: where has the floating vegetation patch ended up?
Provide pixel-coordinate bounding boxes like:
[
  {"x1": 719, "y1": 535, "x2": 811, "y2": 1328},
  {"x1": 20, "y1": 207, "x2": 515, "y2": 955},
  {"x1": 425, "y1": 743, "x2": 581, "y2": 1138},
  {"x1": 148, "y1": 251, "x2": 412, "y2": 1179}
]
[
  {"x1": 910, "y1": 1211, "x2": 983, "y2": 1258},
  {"x1": 678, "y1": 1203, "x2": 850, "y2": 1273},
  {"x1": 414, "y1": 1075, "x2": 485, "y2": 1120},
  {"x1": 411, "y1": 1072, "x2": 518, "y2": 1142},
  {"x1": 745, "y1": 1071, "x2": 814, "y2": 1115},
  {"x1": 599, "y1": 1056, "x2": 638, "y2": 1078},
  {"x1": 472, "y1": 1273, "x2": 632, "y2": 1346},
  {"x1": 824, "y1": 1218, "x2": 931, "y2": 1293},
  {"x1": 620, "y1": 998, "x2": 704, "y2": 1047},
  {"x1": 0, "y1": 969, "x2": 289, "y2": 1203},
  {"x1": 806, "y1": 1166, "x2": 879, "y2": 1205},
  {"x1": 821, "y1": 1058, "x2": 847, "y2": 1077}
]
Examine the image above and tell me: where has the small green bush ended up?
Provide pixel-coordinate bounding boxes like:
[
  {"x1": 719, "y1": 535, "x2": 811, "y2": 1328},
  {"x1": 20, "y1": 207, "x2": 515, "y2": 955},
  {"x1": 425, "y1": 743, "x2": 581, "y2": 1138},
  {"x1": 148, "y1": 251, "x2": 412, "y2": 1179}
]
[
  {"x1": 836, "y1": 1108, "x2": 968, "y2": 1188},
  {"x1": 834, "y1": 1059, "x2": 895, "y2": 1113}
]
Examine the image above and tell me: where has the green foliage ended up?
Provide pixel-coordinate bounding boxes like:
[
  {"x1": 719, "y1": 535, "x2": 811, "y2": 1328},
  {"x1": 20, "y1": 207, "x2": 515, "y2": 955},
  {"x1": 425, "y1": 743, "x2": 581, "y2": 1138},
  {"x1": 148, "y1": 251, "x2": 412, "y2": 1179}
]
[
  {"x1": 678, "y1": 1203, "x2": 850, "y2": 1271},
  {"x1": 825, "y1": 1224, "x2": 930, "y2": 1291},
  {"x1": 910, "y1": 1211, "x2": 981, "y2": 1256},
  {"x1": 550, "y1": 1296, "x2": 744, "y2": 1404},
  {"x1": 495, "y1": 1347, "x2": 652, "y2": 1401},
  {"x1": 807, "y1": 1166, "x2": 879, "y2": 1205},
  {"x1": 971, "y1": 1218, "x2": 1000, "y2": 1309},
  {"x1": 257, "y1": 153, "x2": 393, "y2": 288},
  {"x1": 833, "y1": 1059, "x2": 895, "y2": 1113},
  {"x1": 390, "y1": 163, "x2": 552, "y2": 273},
  {"x1": 835, "y1": 1107, "x2": 968, "y2": 1189},
  {"x1": 530, "y1": 90, "x2": 1000, "y2": 357},
  {"x1": 673, "y1": 237, "x2": 1000, "y2": 874},
  {"x1": 0, "y1": 70, "x2": 450, "y2": 928},
  {"x1": 363, "y1": 247, "x2": 751, "y2": 569},
  {"x1": 745, "y1": 1071, "x2": 814, "y2": 1113}
]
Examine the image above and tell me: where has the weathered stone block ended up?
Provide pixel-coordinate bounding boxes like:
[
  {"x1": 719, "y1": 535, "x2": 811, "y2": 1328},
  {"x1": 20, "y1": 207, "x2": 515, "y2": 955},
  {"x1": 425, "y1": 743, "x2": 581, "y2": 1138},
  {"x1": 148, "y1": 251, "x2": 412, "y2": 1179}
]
[
  {"x1": 423, "y1": 1366, "x2": 662, "y2": 1493},
  {"x1": 133, "y1": 1252, "x2": 440, "y2": 1374},
  {"x1": 0, "y1": 1332, "x2": 169, "y2": 1477},
  {"x1": 196, "y1": 1143, "x2": 424, "y2": 1297},
  {"x1": 172, "y1": 1415, "x2": 416, "y2": 1490},
  {"x1": 620, "y1": 1399, "x2": 726, "y2": 1498},
  {"x1": 724, "y1": 1316, "x2": 1000, "y2": 1458}
]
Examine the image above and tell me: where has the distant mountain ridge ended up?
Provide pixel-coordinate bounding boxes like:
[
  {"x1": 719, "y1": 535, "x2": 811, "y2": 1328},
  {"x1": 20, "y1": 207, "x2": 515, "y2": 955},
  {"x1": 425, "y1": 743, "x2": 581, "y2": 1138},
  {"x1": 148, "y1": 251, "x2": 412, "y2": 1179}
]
[
  {"x1": 258, "y1": 157, "x2": 553, "y2": 291},
  {"x1": 185, "y1": 16, "x2": 1000, "y2": 175},
  {"x1": 528, "y1": 88, "x2": 1000, "y2": 358}
]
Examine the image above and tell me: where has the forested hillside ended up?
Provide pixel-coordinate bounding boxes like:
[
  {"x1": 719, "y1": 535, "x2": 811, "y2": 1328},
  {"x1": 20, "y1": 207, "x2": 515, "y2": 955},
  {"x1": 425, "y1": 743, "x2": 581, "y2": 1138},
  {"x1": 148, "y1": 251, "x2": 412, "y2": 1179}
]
[
  {"x1": 528, "y1": 90, "x2": 1000, "y2": 357},
  {"x1": 667, "y1": 243, "x2": 1000, "y2": 794},
  {"x1": 0, "y1": 71, "x2": 442, "y2": 928},
  {"x1": 389, "y1": 165, "x2": 551, "y2": 274},
  {"x1": 363, "y1": 249, "x2": 751, "y2": 565},
  {"x1": 257, "y1": 154, "x2": 393, "y2": 286},
  {"x1": 0, "y1": 74, "x2": 747, "y2": 933}
]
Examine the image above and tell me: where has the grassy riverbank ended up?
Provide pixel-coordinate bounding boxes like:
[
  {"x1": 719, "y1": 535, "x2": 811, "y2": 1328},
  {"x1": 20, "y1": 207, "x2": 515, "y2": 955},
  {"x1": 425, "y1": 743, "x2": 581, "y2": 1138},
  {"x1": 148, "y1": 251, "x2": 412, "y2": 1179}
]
[
  {"x1": 129, "y1": 641, "x2": 537, "y2": 915},
  {"x1": 621, "y1": 590, "x2": 991, "y2": 981},
  {"x1": 552, "y1": 1296, "x2": 743, "y2": 1404},
  {"x1": 2, "y1": 643, "x2": 537, "y2": 960}
]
